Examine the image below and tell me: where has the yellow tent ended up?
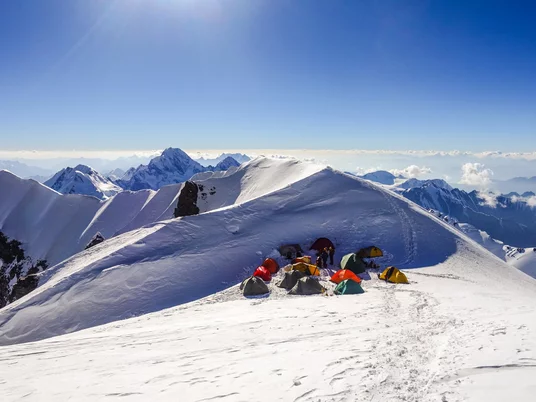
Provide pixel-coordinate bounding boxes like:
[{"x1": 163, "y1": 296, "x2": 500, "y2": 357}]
[
  {"x1": 357, "y1": 246, "x2": 383, "y2": 258},
  {"x1": 289, "y1": 262, "x2": 321, "y2": 276},
  {"x1": 379, "y1": 266, "x2": 408, "y2": 284}
]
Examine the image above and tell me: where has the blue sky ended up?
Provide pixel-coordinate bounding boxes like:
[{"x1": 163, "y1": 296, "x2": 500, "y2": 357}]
[{"x1": 1, "y1": 0, "x2": 535, "y2": 151}]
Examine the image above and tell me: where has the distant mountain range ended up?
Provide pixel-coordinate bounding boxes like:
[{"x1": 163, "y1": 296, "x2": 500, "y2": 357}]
[
  {"x1": 194, "y1": 153, "x2": 251, "y2": 166},
  {"x1": 116, "y1": 148, "x2": 241, "y2": 191}
]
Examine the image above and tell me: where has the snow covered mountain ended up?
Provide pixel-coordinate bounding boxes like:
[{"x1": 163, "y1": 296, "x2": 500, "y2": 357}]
[
  {"x1": 397, "y1": 178, "x2": 453, "y2": 191},
  {"x1": 360, "y1": 170, "x2": 399, "y2": 185},
  {"x1": 44, "y1": 164, "x2": 123, "y2": 200},
  {"x1": 0, "y1": 158, "x2": 320, "y2": 267},
  {"x1": 116, "y1": 148, "x2": 241, "y2": 191},
  {"x1": 195, "y1": 152, "x2": 251, "y2": 166},
  {"x1": 1, "y1": 159, "x2": 536, "y2": 402},
  {"x1": 399, "y1": 181, "x2": 536, "y2": 247}
]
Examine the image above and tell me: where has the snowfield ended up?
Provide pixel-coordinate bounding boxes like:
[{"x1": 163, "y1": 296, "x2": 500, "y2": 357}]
[{"x1": 1, "y1": 158, "x2": 535, "y2": 401}]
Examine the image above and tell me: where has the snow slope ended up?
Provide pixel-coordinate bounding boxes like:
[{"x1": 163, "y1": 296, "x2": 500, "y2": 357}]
[
  {"x1": 44, "y1": 164, "x2": 123, "y2": 200},
  {"x1": 3, "y1": 161, "x2": 535, "y2": 347},
  {"x1": 1, "y1": 161, "x2": 536, "y2": 401},
  {"x1": 506, "y1": 247, "x2": 536, "y2": 278},
  {"x1": 1, "y1": 238, "x2": 536, "y2": 401},
  {"x1": 0, "y1": 159, "x2": 323, "y2": 267},
  {"x1": 0, "y1": 171, "x2": 182, "y2": 266}
]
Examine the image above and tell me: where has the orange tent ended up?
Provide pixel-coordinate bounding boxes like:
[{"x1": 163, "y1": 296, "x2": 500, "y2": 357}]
[
  {"x1": 263, "y1": 258, "x2": 280, "y2": 274},
  {"x1": 330, "y1": 269, "x2": 362, "y2": 285}
]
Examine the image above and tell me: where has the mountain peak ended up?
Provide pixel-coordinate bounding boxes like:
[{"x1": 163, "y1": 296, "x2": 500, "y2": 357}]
[{"x1": 44, "y1": 165, "x2": 122, "y2": 200}]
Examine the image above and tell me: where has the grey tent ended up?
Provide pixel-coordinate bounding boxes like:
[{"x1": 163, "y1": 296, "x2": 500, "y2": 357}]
[
  {"x1": 278, "y1": 270, "x2": 306, "y2": 290},
  {"x1": 240, "y1": 276, "x2": 270, "y2": 296},
  {"x1": 288, "y1": 277, "x2": 325, "y2": 296},
  {"x1": 279, "y1": 244, "x2": 304, "y2": 260}
]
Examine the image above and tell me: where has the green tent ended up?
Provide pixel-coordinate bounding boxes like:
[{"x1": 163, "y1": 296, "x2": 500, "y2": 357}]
[
  {"x1": 340, "y1": 253, "x2": 367, "y2": 274},
  {"x1": 334, "y1": 279, "x2": 364, "y2": 295},
  {"x1": 288, "y1": 277, "x2": 325, "y2": 295}
]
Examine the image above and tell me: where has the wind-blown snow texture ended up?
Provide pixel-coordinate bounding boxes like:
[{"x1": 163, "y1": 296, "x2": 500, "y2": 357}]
[
  {"x1": 0, "y1": 159, "x2": 318, "y2": 267},
  {"x1": 1, "y1": 158, "x2": 536, "y2": 401},
  {"x1": 44, "y1": 164, "x2": 122, "y2": 200}
]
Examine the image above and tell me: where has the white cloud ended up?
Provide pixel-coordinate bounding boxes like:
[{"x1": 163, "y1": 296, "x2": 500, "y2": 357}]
[
  {"x1": 459, "y1": 163, "x2": 494, "y2": 188},
  {"x1": 478, "y1": 192, "x2": 498, "y2": 208},
  {"x1": 389, "y1": 165, "x2": 432, "y2": 178}
]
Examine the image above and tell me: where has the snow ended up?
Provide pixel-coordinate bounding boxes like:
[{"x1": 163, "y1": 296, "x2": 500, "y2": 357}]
[
  {"x1": 0, "y1": 252, "x2": 535, "y2": 401},
  {"x1": 398, "y1": 178, "x2": 453, "y2": 191},
  {"x1": 117, "y1": 148, "x2": 240, "y2": 191},
  {"x1": 506, "y1": 247, "x2": 536, "y2": 278},
  {"x1": 44, "y1": 164, "x2": 122, "y2": 200},
  {"x1": 1, "y1": 158, "x2": 536, "y2": 401},
  {"x1": 360, "y1": 170, "x2": 398, "y2": 185},
  {"x1": 0, "y1": 170, "x2": 182, "y2": 266}
]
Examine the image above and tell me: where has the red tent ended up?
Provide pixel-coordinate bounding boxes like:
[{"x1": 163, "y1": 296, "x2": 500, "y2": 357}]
[
  {"x1": 262, "y1": 258, "x2": 279, "y2": 274},
  {"x1": 253, "y1": 266, "x2": 272, "y2": 281},
  {"x1": 310, "y1": 237, "x2": 334, "y2": 251}
]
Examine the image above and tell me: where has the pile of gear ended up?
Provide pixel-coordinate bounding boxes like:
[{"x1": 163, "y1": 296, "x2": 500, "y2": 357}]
[{"x1": 241, "y1": 238, "x2": 409, "y2": 298}]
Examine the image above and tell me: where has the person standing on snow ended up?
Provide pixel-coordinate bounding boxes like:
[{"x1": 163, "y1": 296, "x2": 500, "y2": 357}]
[
  {"x1": 328, "y1": 246, "x2": 335, "y2": 266},
  {"x1": 316, "y1": 254, "x2": 323, "y2": 269},
  {"x1": 321, "y1": 248, "x2": 329, "y2": 268}
]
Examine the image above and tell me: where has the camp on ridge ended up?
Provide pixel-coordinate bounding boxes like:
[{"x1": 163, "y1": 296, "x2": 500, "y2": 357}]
[{"x1": 239, "y1": 237, "x2": 406, "y2": 298}]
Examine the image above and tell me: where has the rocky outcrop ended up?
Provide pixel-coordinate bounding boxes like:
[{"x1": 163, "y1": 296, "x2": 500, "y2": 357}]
[
  {"x1": 1, "y1": 232, "x2": 48, "y2": 308},
  {"x1": 85, "y1": 232, "x2": 105, "y2": 250},
  {"x1": 174, "y1": 181, "x2": 200, "y2": 218}
]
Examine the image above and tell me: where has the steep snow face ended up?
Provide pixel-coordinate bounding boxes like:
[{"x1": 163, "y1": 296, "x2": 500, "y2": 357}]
[
  {"x1": 360, "y1": 170, "x2": 398, "y2": 185},
  {"x1": 213, "y1": 156, "x2": 241, "y2": 171},
  {"x1": 506, "y1": 246, "x2": 536, "y2": 278},
  {"x1": 398, "y1": 178, "x2": 453, "y2": 191},
  {"x1": 2, "y1": 164, "x2": 529, "y2": 345},
  {"x1": 0, "y1": 170, "x2": 183, "y2": 266},
  {"x1": 192, "y1": 157, "x2": 325, "y2": 213},
  {"x1": 44, "y1": 165, "x2": 122, "y2": 200},
  {"x1": 457, "y1": 223, "x2": 505, "y2": 258},
  {"x1": 117, "y1": 148, "x2": 239, "y2": 191}
]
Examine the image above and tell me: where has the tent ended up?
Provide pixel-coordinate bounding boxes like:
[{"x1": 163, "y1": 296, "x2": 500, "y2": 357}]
[
  {"x1": 290, "y1": 262, "x2": 321, "y2": 276},
  {"x1": 240, "y1": 276, "x2": 270, "y2": 296},
  {"x1": 288, "y1": 277, "x2": 326, "y2": 295},
  {"x1": 263, "y1": 258, "x2": 279, "y2": 274},
  {"x1": 253, "y1": 266, "x2": 272, "y2": 282},
  {"x1": 330, "y1": 269, "x2": 362, "y2": 285},
  {"x1": 379, "y1": 266, "x2": 408, "y2": 284},
  {"x1": 334, "y1": 279, "x2": 365, "y2": 295},
  {"x1": 279, "y1": 244, "x2": 304, "y2": 260},
  {"x1": 340, "y1": 253, "x2": 367, "y2": 275},
  {"x1": 310, "y1": 237, "x2": 334, "y2": 252},
  {"x1": 356, "y1": 246, "x2": 383, "y2": 258},
  {"x1": 292, "y1": 256, "x2": 312, "y2": 264},
  {"x1": 278, "y1": 270, "x2": 306, "y2": 290}
]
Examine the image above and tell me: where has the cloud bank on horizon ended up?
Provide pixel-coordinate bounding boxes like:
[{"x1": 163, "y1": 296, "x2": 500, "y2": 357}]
[{"x1": 1, "y1": 148, "x2": 536, "y2": 191}]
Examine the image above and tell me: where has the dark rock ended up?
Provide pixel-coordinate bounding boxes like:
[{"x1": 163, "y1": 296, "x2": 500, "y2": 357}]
[{"x1": 174, "y1": 181, "x2": 200, "y2": 218}]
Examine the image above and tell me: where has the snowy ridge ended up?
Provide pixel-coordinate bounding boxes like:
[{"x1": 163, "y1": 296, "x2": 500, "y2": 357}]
[
  {"x1": 44, "y1": 164, "x2": 122, "y2": 200},
  {"x1": 0, "y1": 158, "x2": 322, "y2": 266},
  {"x1": 1, "y1": 164, "x2": 534, "y2": 346},
  {"x1": 0, "y1": 170, "x2": 182, "y2": 266},
  {"x1": 1, "y1": 161, "x2": 536, "y2": 401}
]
